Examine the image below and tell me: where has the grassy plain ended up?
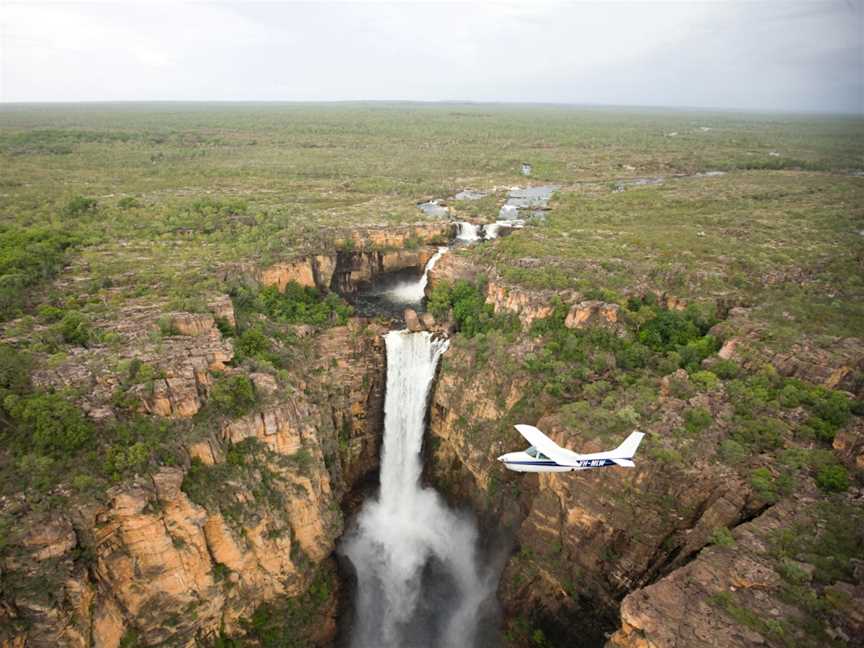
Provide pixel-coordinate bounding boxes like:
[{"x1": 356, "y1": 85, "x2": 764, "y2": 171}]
[
  {"x1": 1, "y1": 103, "x2": 862, "y2": 331},
  {"x1": 0, "y1": 103, "x2": 863, "y2": 646}
]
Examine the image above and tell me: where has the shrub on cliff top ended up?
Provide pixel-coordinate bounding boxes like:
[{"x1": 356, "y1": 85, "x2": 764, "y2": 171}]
[
  {"x1": 0, "y1": 226, "x2": 77, "y2": 319},
  {"x1": 62, "y1": 195, "x2": 98, "y2": 217},
  {"x1": 683, "y1": 406, "x2": 713, "y2": 436},
  {"x1": 428, "y1": 280, "x2": 517, "y2": 338},
  {"x1": 815, "y1": 464, "x2": 849, "y2": 493},
  {"x1": 3, "y1": 392, "x2": 93, "y2": 453},
  {"x1": 0, "y1": 345, "x2": 31, "y2": 397},
  {"x1": 709, "y1": 526, "x2": 736, "y2": 547},
  {"x1": 731, "y1": 416, "x2": 786, "y2": 452},
  {"x1": 236, "y1": 326, "x2": 272, "y2": 359},
  {"x1": 259, "y1": 283, "x2": 352, "y2": 326},
  {"x1": 57, "y1": 310, "x2": 92, "y2": 346},
  {"x1": 210, "y1": 374, "x2": 257, "y2": 417}
]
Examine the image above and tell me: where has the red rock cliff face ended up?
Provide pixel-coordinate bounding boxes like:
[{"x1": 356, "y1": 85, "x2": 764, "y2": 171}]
[
  {"x1": 258, "y1": 222, "x2": 454, "y2": 294},
  {"x1": 1, "y1": 302, "x2": 387, "y2": 647}
]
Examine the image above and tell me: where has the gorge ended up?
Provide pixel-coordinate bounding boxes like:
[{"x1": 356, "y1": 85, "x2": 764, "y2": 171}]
[{"x1": 341, "y1": 228, "x2": 501, "y2": 648}]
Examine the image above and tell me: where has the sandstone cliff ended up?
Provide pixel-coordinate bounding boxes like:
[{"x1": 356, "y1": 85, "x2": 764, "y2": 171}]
[
  {"x1": 1, "y1": 299, "x2": 387, "y2": 646},
  {"x1": 258, "y1": 222, "x2": 453, "y2": 294},
  {"x1": 608, "y1": 494, "x2": 864, "y2": 648},
  {"x1": 428, "y1": 337, "x2": 766, "y2": 645}
]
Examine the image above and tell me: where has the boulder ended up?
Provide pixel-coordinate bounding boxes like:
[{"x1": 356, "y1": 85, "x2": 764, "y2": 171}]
[
  {"x1": 170, "y1": 312, "x2": 215, "y2": 336},
  {"x1": 419, "y1": 312, "x2": 436, "y2": 330},
  {"x1": 565, "y1": 300, "x2": 621, "y2": 329},
  {"x1": 404, "y1": 308, "x2": 422, "y2": 332}
]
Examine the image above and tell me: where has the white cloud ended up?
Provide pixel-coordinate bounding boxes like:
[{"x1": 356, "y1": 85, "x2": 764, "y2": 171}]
[{"x1": 0, "y1": 0, "x2": 860, "y2": 111}]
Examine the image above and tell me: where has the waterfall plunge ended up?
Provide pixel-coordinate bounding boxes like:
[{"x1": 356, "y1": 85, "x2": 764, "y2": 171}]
[
  {"x1": 342, "y1": 331, "x2": 497, "y2": 648},
  {"x1": 382, "y1": 246, "x2": 448, "y2": 304}
]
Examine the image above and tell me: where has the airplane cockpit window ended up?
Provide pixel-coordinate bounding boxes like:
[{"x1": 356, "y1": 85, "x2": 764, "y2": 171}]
[{"x1": 525, "y1": 447, "x2": 550, "y2": 461}]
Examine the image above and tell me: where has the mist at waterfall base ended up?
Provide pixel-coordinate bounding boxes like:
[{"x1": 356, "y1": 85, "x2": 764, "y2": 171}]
[{"x1": 340, "y1": 331, "x2": 502, "y2": 648}]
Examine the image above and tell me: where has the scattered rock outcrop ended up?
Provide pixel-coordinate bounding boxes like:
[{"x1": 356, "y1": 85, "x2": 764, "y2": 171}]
[
  {"x1": 564, "y1": 300, "x2": 622, "y2": 331},
  {"x1": 710, "y1": 308, "x2": 864, "y2": 396},
  {"x1": 31, "y1": 299, "x2": 235, "y2": 420}
]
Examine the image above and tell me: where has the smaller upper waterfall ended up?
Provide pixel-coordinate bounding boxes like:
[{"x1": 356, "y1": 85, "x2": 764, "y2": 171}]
[
  {"x1": 384, "y1": 246, "x2": 447, "y2": 303},
  {"x1": 456, "y1": 221, "x2": 482, "y2": 242}
]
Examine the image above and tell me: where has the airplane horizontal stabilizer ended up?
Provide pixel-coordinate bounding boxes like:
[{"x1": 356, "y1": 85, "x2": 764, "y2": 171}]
[{"x1": 611, "y1": 458, "x2": 635, "y2": 468}]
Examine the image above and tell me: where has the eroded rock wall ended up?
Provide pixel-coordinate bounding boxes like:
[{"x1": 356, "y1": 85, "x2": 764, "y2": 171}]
[
  {"x1": 1, "y1": 309, "x2": 387, "y2": 647},
  {"x1": 258, "y1": 222, "x2": 454, "y2": 294}
]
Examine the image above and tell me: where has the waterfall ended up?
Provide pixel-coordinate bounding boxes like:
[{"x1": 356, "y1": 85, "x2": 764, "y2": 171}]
[
  {"x1": 342, "y1": 331, "x2": 496, "y2": 648},
  {"x1": 384, "y1": 246, "x2": 448, "y2": 304},
  {"x1": 456, "y1": 221, "x2": 482, "y2": 242},
  {"x1": 484, "y1": 222, "x2": 501, "y2": 240}
]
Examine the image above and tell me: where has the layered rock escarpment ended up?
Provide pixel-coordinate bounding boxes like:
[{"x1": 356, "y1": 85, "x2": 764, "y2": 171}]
[
  {"x1": 1, "y1": 298, "x2": 388, "y2": 646},
  {"x1": 257, "y1": 222, "x2": 454, "y2": 295}
]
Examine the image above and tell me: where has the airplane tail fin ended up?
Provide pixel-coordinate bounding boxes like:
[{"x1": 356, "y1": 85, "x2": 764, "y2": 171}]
[{"x1": 613, "y1": 431, "x2": 645, "y2": 459}]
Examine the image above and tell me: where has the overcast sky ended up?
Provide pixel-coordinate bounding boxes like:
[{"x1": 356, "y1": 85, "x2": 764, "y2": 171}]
[{"x1": 1, "y1": 0, "x2": 861, "y2": 113}]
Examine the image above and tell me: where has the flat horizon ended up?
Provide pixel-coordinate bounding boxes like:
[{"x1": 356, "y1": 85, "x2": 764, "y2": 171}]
[{"x1": 0, "y1": 99, "x2": 860, "y2": 118}]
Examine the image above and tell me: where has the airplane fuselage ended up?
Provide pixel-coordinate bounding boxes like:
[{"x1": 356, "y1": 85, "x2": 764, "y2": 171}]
[{"x1": 497, "y1": 451, "x2": 620, "y2": 472}]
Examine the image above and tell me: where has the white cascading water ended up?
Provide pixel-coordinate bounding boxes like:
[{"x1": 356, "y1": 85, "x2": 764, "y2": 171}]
[
  {"x1": 484, "y1": 222, "x2": 501, "y2": 240},
  {"x1": 342, "y1": 330, "x2": 496, "y2": 648},
  {"x1": 456, "y1": 221, "x2": 482, "y2": 242},
  {"x1": 384, "y1": 246, "x2": 448, "y2": 304}
]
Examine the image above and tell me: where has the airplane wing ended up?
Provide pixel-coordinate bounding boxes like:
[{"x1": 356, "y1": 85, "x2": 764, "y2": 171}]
[{"x1": 513, "y1": 424, "x2": 576, "y2": 464}]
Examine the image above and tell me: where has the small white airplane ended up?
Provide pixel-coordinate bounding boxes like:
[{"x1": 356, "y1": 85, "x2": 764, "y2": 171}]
[{"x1": 498, "y1": 425, "x2": 645, "y2": 473}]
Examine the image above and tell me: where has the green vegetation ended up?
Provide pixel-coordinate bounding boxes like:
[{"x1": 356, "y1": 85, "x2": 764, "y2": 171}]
[
  {"x1": 0, "y1": 343, "x2": 182, "y2": 496},
  {"x1": 428, "y1": 279, "x2": 518, "y2": 338},
  {"x1": 229, "y1": 282, "x2": 351, "y2": 340},
  {"x1": 0, "y1": 226, "x2": 77, "y2": 319},
  {"x1": 709, "y1": 526, "x2": 736, "y2": 547},
  {"x1": 522, "y1": 297, "x2": 720, "y2": 401},
  {"x1": 814, "y1": 464, "x2": 849, "y2": 493},
  {"x1": 62, "y1": 195, "x2": 98, "y2": 217},
  {"x1": 3, "y1": 392, "x2": 93, "y2": 453},
  {"x1": 259, "y1": 284, "x2": 352, "y2": 326},
  {"x1": 212, "y1": 563, "x2": 336, "y2": 647},
  {"x1": 683, "y1": 407, "x2": 713, "y2": 436},
  {"x1": 57, "y1": 310, "x2": 92, "y2": 346},
  {"x1": 709, "y1": 591, "x2": 789, "y2": 644},
  {"x1": 209, "y1": 374, "x2": 258, "y2": 417}
]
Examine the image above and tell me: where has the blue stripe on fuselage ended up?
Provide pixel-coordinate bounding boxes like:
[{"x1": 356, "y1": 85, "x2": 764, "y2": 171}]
[
  {"x1": 503, "y1": 460, "x2": 558, "y2": 466},
  {"x1": 503, "y1": 459, "x2": 617, "y2": 468}
]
